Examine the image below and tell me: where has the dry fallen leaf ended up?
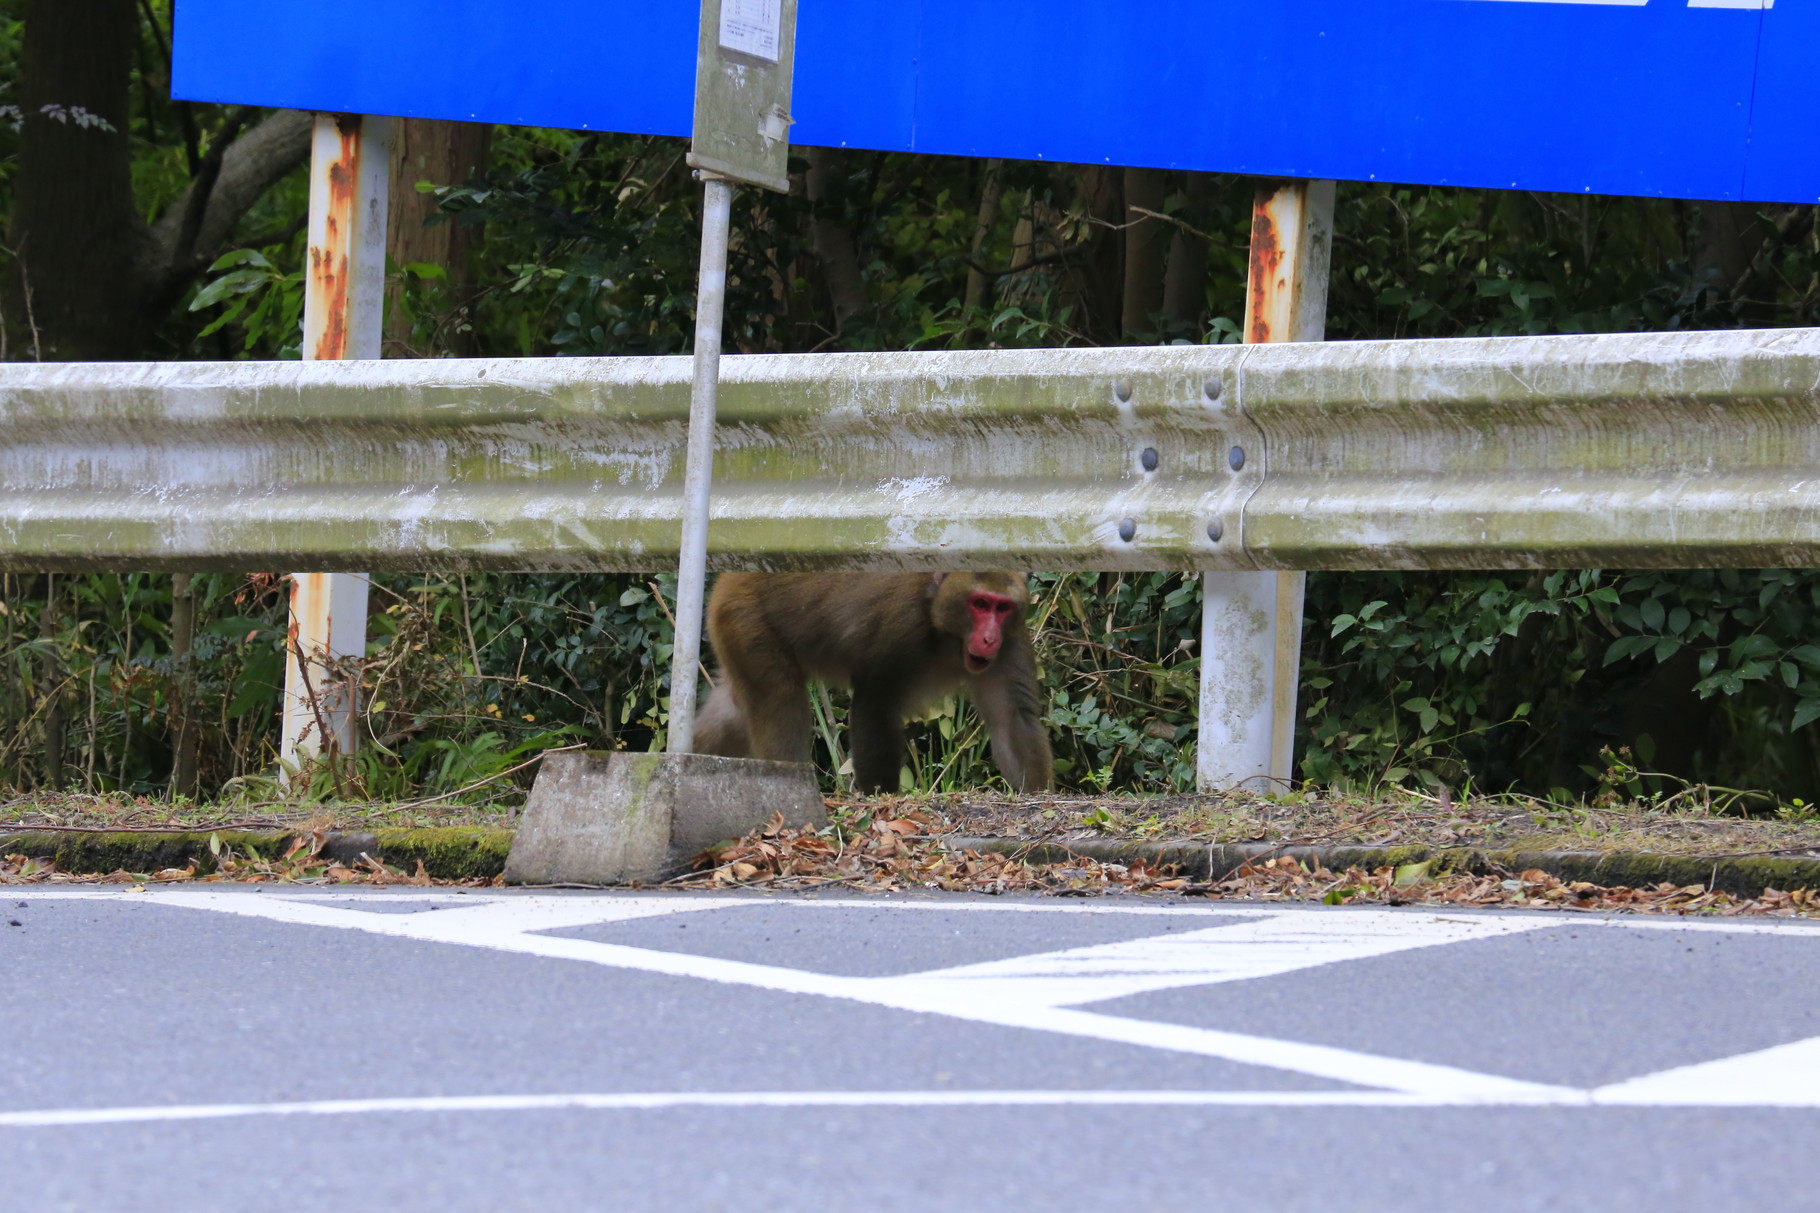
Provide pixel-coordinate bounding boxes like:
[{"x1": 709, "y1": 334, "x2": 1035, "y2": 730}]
[{"x1": 660, "y1": 806, "x2": 1820, "y2": 919}]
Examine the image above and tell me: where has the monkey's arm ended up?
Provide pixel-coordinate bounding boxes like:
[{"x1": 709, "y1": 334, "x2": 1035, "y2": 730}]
[{"x1": 970, "y1": 627, "x2": 1053, "y2": 792}]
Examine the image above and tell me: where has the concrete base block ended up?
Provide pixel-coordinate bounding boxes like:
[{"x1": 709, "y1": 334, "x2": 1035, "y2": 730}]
[{"x1": 503, "y1": 750, "x2": 826, "y2": 885}]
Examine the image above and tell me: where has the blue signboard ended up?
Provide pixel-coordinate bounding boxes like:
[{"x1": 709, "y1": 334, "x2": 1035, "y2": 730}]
[{"x1": 172, "y1": 1, "x2": 1816, "y2": 203}]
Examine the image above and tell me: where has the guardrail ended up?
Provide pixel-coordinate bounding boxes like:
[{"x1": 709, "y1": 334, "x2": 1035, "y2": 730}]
[{"x1": 3, "y1": 326, "x2": 1817, "y2": 573}]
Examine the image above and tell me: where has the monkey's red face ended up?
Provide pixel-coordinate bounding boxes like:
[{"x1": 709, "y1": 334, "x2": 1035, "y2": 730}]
[{"x1": 963, "y1": 591, "x2": 1018, "y2": 673}]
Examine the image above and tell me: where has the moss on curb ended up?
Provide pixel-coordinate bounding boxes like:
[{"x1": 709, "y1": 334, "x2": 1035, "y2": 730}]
[
  {"x1": 9, "y1": 823, "x2": 1820, "y2": 896},
  {"x1": 0, "y1": 829, "x2": 283, "y2": 877},
  {"x1": 0, "y1": 827, "x2": 514, "y2": 881},
  {"x1": 944, "y1": 837, "x2": 1820, "y2": 899},
  {"x1": 368, "y1": 827, "x2": 514, "y2": 881}
]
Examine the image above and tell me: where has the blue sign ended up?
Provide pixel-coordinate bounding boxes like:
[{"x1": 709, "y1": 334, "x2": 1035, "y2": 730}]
[{"x1": 172, "y1": 1, "x2": 1816, "y2": 203}]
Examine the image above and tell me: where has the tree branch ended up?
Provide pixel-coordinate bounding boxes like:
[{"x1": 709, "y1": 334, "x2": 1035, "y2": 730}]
[
  {"x1": 142, "y1": 108, "x2": 313, "y2": 303},
  {"x1": 170, "y1": 105, "x2": 253, "y2": 274}
]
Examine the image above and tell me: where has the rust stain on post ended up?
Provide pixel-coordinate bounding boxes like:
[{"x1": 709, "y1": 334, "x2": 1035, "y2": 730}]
[
  {"x1": 307, "y1": 115, "x2": 365, "y2": 361},
  {"x1": 1245, "y1": 184, "x2": 1285, "y2": 344},
  {"x1": 1223, "y1": 178, "x2": 1333, "y2": 791},
  {"x1": 288, "y1": 114, "x2": 388, "y2": 769}
]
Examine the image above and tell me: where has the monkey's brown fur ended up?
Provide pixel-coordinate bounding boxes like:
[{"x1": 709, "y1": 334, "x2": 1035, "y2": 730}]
[{"x1": 693, "y1": 572, "x2": 1053, "y2": 794}]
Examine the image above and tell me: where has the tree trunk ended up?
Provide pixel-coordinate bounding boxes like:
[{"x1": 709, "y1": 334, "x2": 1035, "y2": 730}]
[
  {"x1": 38, "y1": 574, "x2": 65, "y2": 788},
  {"x1": 1691, "y1": 201, "x2": 1765, "y2": 301},
  {"x1": 964, "y1": 159, "x2": 1006, "y2": 312},
  {"x1": 1161, "y1": 171, "x2": 1216, "y2": 335},
  {"x1": 1009, "y1": 197, "x2": 1036, "y2": 272},
  {"x1": 385, "y1": 118, "x2": 493, "y2": 355},
  {"x1": 806, "y1": 146, "x2": 868, "y2": 331},
  {"x1": 10, "y1": 0, "x2": 146, "y2": 359},
  {"x1": 1121, "y1": 167, "x2": 1166, "y2": 340},
  {"x1": 1069, "y1": 165, "x2": 1124, "y2": 343},
  {"x1": 169, "y1": 572, "x2": 198, "y2": 797}
]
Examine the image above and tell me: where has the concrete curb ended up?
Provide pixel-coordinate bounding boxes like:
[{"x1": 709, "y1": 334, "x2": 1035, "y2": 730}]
[
  {"x1": 0, "y1": 827, "x2": 512, "y2": 882},
  {"x1": 7, "y1": 826, "x2": 1819, "y2": 897},
  {"x1": 943, "y1": 837, "x2": 1820, "y2": 900}
]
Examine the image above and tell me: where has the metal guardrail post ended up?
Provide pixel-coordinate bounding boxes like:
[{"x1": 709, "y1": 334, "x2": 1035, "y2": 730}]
[
  {"x1": 282, "y1": 113, "x2": 392, "y2": 770},
  {"x1": 1197, "y1": 179, "x2": 1335, "y2": 793}
]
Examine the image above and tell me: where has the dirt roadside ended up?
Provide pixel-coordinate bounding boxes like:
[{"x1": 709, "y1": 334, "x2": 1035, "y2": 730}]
[{"x1": 6, "y1": 786, "x2": 1820, "y2": 917}]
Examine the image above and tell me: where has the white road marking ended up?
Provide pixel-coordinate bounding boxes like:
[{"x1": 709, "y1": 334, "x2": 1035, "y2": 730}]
[
  {"x1": 10, "y1": 1039, "x2": 1820, "y2": 1129},
  {"x1": 1593, "y1": 1034, "x2": 1820, "y2": 1107},
  {"x1": 125, "y1": 890, "x2": 716, "y2": 935},
  {"x1": 0, "y1": 1089, "x2": 1542, "y2": 1129},
  {"x1": 14, "y1": 891, "x2": 1820, "y2": 1108},
  {"x1": 0, "y1": 892, "x2": 1590, "y2": 1099},
  {"x1": 34, "y1": 887, "x2": 1820, "y2": 934},
  {"x1": 26, "y1": 888, "x2": 1272, "y2": 917},
  {"x1": 891, "y1": 909, "x2": 1553, "y2": 1006},
  {"x1": 1577, "y1": 914, "x2": 1820, "y2": 938},
  {"x1": 920, "y1": 1005, "x2": 1579, "y2": 1101}
]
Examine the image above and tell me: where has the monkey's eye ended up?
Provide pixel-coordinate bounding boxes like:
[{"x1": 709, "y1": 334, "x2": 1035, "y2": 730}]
[{"x1": 969, "y1": 595, "x2": 994, "y2": 612}]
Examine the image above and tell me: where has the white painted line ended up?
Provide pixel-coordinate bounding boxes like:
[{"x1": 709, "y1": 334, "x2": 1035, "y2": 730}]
[
  {"x1": 24, "y1": 888, "x2": 1820, "y2": 935},
  {"x1": 12, "y1": 891, "x2": 1571, "y2": 1098},
  {"x1": 1579, "y1": 915, "x2": 1820, "y2": 938},
  {"x1": 1593, "y1": 1034, "x2": 1820, "y2": 1107},
  {"x1": 16, "y1": 1033, "x2": 1820, "y2": 1128},
  {"x1": 13, "y1": 1058, "x2": 1820, "y2": 1129},
  {"x1": 121, "y1": 890, "x2": 726, "y2": 936},
  {"x1": 891, "y1": 909, "x2": 1555, "y2": 1006},
  {"x1": 19, "y1": 891, "x2": 1820, "y2": 1105},
  {"x1": 945, "y1": 1006, "x2": 1580, "y2": 1102},
  {"x1": 0, "y1": 1089, "x2": 1564, "y2": 1129},
  {"x1": 722, "y1": 898, "x2": 1266, "y2": 918},
  {"x1": 19, "y1": 888, "x2": 1270, "y2": 918}
]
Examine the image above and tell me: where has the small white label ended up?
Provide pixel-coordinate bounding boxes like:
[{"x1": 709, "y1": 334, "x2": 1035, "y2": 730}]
[
  {"x1": 719, "y1": 0, "x2": 782, "y2": 62},
  {"x1": 757, "y1": 105, "x2": 792, "y2": 144}
]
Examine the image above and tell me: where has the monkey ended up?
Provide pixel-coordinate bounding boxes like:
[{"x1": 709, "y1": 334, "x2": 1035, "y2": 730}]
[{"x1": 691, "y1": 571, "x2": 1053, "y2": 794}]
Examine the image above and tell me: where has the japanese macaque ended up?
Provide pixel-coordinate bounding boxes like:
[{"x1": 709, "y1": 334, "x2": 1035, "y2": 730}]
[{"x1": 692, "y1": 571, "x2": 1053, "y2": 794}]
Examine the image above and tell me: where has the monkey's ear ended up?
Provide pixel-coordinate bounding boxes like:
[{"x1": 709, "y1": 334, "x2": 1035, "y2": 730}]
[{"x1": 926, "y1": 572, "x2": 947, "y2": 598}]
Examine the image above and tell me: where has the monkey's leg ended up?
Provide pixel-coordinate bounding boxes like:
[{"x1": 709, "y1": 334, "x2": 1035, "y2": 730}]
[
  {"x1": 705, "y1": 583, "x2": 813, "y2": 765},
  {"x1": 849, "y1": 680, "x2": 908, "y2": 795},
  {"x1": 692, "y1": 683, "x2": 751, "y2": 757},
  {"x1": 728, "y1": 663, "x2": 814, "y2": 767},
  {"x1": 745, "y1": 694, "x2": 813, "y2": 766},
  {"x1": 971, "y1": 634, "x2": 1054, "y2": 792}
]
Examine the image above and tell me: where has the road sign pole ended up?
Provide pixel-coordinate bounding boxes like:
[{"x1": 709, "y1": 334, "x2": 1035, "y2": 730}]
[
  {"x1": 282, "y1": 112, "x2": 392, "y2": 772},
  {"x1": 665, "y1": 174, "x2": 735, "y2": 753},
  {"x1": 1197, "y1": 178, "x2": 1335, "y2": 793},
  {"x1": 666, "y1": 0, "x2": 798, "y2": 752},
  {"x1": 508, "y1": 0, "x2": 814, "y2": 885}
]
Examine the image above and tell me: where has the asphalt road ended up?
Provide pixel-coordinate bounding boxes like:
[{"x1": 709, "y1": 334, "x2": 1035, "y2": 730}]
[{"x1": 5, "y1": 888, "x2": 1820, "y2": 1211}]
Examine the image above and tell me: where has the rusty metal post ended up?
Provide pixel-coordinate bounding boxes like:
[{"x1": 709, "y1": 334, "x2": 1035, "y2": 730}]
[
  {"x1": 1197, "y1": 179, "x2": 1334, "y2": 793},
  {"x1": 281, "y1": 113, "x2": 393, "y2": 770}
]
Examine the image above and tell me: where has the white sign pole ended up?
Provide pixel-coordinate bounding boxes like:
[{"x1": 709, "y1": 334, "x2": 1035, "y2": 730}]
[
  {"x1": 666, "y1": 0, "x2": 797, "y2": 751},
  {"x1": 665, "y1": 175, "x2": 735, "y2": 753}
]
